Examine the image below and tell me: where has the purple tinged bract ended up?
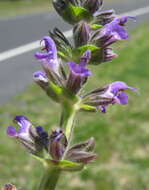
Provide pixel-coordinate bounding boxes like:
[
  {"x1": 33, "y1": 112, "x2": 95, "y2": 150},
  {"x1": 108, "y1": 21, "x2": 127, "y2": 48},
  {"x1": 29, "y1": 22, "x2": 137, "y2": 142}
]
[{"x1": 93, "y1": 9, "x2": 116, "y2": 25}]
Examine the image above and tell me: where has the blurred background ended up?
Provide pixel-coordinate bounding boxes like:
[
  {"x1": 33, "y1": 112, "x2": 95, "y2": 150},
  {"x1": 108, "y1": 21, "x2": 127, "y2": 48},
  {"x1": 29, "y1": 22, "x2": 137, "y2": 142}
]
[{"x1": 0, "y1": 0, "x2": 149, "y2": 189}]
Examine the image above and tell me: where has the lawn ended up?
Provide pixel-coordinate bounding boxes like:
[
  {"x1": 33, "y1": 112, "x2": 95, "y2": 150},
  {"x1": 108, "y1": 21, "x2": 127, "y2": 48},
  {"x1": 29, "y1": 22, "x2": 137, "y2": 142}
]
[
  {"x1": 0, "y1": 24, "x2": 149, "y2": 190},
  {"x1": 0, "y1": 0, "x2": 52, "y2": 19}
]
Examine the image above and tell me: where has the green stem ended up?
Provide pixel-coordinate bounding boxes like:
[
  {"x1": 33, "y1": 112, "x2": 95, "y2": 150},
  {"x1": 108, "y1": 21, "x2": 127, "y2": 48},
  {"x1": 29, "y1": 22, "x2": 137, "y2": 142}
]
[
  {"x1": 38, "y1": 167, "x2": 61, "y2": 190},
  {"x1": 65, "y1": 110, "x2": 76, "y2": 141},
  {"x1": 61, "y1": 106, "x2": 77, "y2": 160}
]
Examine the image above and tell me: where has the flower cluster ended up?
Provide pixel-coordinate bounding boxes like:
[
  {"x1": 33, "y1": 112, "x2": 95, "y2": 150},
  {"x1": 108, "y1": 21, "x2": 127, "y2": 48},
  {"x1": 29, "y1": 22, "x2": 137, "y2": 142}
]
[{"x1": 7, "y1": 116, "x2": 96, "y2": 170}]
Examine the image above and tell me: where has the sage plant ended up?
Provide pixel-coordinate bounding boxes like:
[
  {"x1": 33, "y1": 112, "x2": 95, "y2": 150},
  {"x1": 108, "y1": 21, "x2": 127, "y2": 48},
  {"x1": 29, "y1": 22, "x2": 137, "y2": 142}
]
[{"x1": 7, "y1": 0, "x2": 137, "y2": 189}]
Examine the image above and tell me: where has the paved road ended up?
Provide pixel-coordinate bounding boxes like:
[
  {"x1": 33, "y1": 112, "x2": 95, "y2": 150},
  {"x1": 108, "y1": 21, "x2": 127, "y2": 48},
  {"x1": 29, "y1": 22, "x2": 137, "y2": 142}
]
[{"x1": 0, "y1": 0, "x2": 149, "y2": 105}]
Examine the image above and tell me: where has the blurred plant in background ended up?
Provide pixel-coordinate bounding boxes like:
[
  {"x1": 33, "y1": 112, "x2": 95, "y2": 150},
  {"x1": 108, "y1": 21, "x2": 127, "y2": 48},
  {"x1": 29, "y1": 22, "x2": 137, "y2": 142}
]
[{"x1": 5, "y1": 0, "x2": 137, "y2": 189}]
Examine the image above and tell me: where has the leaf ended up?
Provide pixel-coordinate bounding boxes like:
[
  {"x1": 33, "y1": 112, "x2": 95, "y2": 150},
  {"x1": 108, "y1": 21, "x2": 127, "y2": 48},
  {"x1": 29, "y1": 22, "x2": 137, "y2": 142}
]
[
  {"x1": 80, "y1": 104, "x2": 97, "y2": 112},
  {"x1": 70, "y1": 5, "x2": 92, "y2": 21},
  {"x1": 57, "y1": 160, "x2": 84, "y2": 171},
  {"x1": 77, "y1": 44, "x2": 100, "y2": 55},
  {"x1": 90, "y1": 24, "x2": 103, "y2": 30}
]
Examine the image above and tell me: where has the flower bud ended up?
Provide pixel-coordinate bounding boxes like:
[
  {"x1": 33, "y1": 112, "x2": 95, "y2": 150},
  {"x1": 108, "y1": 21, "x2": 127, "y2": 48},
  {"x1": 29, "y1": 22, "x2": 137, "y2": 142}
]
[
  {"x1": 49, "y1": 128, "x2": 67, "y2": 160},
  {"x1": 73, "y1": 21, "x2": 90, "y2": 47},
  {"x1": 93, "y1": 9, "x2": 116, "y2": 25},
  {"x1": 83, "y1": 0, "x2": 103, "y2": 14},
  {"x1": 90, "y1": 48, "x2": 117, "y2": 65},
  {"x1": 53, "y1": 0, "x2": 92, "y2": 24}
]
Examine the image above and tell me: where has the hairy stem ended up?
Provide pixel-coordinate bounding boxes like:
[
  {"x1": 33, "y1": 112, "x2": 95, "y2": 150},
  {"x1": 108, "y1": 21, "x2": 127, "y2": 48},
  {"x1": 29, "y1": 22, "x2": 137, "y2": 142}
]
[
  {"x1": 38, "y1": 167, "x2": 61, "y2": 190},
  {"x1": 65, "y1": 110, "x2": 76, "y2": 141},
  {"x1": 61, "y1": 105, "x2": 77, "y2": 160}
]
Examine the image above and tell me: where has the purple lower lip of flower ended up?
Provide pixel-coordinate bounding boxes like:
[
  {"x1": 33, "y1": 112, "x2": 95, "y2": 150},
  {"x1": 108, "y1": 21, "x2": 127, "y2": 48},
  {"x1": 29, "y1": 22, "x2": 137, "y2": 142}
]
[
  {"x1": 116, "y1": 91, "x2": 129, "y2": 104},
  {"x1": 7, "y1": 126, "x2": 18, "y2": 137}
]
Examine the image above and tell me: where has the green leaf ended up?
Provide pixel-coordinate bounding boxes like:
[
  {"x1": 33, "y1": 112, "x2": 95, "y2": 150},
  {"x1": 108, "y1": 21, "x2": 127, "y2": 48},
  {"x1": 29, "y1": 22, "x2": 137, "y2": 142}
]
[
  {"x1": 77, "y1": 44, "x2": 100, "y2": 55},
  {"x1": 90, "y1": 24, "x2": 103, "y2": 30},
  {"x1": 61, "y1": 5, "x2": 92, "y2": 24},
  {"x1": 58, "y1": 51, "x2": 68, "y2": 60},
  {"x1": 32, "y1": 155, "x2": 84, "y2": 171},
  {"x1": 80, "y1": 104, "x2": 97, "y2": 112},
  {"x1": 70, "y1": 5, "x2": 92, "y2": 21},
  {"x1": 45, "y1": 159, "x2": 84, "y2": 171}
]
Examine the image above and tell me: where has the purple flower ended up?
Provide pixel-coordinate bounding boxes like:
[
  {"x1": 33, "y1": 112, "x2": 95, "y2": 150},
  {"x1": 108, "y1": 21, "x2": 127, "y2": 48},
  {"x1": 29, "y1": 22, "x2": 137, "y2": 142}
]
[
  {"x1": 68, "y1": 50, "x2": 91, "y2": 77},
  {"x1": 35, "y1": 36, "x2": 59, "y2": 75},
  {"x1": 82, "y1": 81, "x2": 137, "y2": 113},
  {"x1": 7, "y1": 116, "x2": 50, "y2": 154},
  {"x1": 99, "y1": 81, "x2": 137, "y2": 112},
  {"x1": 66, "y1": 50, "x2": 92, "y2": 94},
  {"x1": 101, "y1": 16, "x2": 129, "y2": 47},
  {"x1": 7, "y1": 115, "x2": 32, "y2": 141}
]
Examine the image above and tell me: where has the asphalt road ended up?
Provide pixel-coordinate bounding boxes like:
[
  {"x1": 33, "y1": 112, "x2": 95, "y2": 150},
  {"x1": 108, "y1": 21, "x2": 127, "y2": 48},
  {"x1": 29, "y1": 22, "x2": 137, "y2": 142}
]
[{"x1": 0, "y1": 0, "x2": 149, "y2": 105}]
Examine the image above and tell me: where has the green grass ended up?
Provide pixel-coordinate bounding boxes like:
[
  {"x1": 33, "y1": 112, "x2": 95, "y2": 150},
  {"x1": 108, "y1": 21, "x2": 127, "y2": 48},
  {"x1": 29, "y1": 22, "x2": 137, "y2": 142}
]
[
  {"x1": 0, "y1": 24, "x2": 149, "y2": 190},
  {"x1": 0, "y1": 0, "x2": 52, "y2": 19}
]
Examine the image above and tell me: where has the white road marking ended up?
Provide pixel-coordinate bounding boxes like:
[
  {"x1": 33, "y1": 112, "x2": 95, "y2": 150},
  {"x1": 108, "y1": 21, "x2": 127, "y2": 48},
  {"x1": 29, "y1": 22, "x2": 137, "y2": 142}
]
[
  {"x1": 120, "y1": 6, "x2": 149, "y2": 17},
  {"x1": 0, "y1": 6, "x2": 149, "y2": 62}
]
